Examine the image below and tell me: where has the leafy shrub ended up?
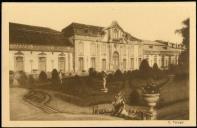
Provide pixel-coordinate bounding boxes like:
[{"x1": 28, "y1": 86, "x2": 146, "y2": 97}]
[
  {"x1": 168, "y1": 64, "x2": 176, "y2": 74},
  {"x1": 114, "y1": 69, "x2": 123, "y2": 81},
  {"x1": 107, "y1": 73, "x2": 113, "y2": 82},
  {"x1": 9, "y1": 70, "x2": 14, "y2": 85},
  {"x1": 88, "y1": 68, "x2": 97, "y2": 78},
  {"x1": 126, "y1": 70, "x2": 132, "y2": 78},
  {"x1": 51, "y1": 69, "x2": 61, "y2": 85},
  {"x1": 9, "y1": 70, "x2": 14, "y2": 75},
  {"x1": 128, "y1": 89, "x2": 141, "y2": 105},
  {"x1": 15, "y1": 71, "x2": 28, "y2": 86},
  {"x1": 39, "y1": 71, "x2": 47, "y2": 82},
  {"x1": 153, "y1": 63, "x2": 159, "y2": 72},
  {"x1": 96, "y1": 72, "x2": 104, "y2": 79},
  {"x1": 28, "y1": 74, "x2": 36, "y2": 86}
]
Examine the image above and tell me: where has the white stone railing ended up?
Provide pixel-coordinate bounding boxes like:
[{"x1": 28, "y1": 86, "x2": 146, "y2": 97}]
[{"x1": 92, "y1": 103, "x2": 154, "y2": 120}]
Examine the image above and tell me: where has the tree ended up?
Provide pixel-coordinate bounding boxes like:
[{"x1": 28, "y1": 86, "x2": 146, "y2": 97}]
[
  {"x1": 175, "y1": 18, "x2": 189, "y2": 50},
  {"x1": 175, "y1": 18, "x2": 189, "y2": 73}
]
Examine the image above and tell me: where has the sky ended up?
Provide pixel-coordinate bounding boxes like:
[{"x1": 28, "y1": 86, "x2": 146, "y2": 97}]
[{"x1": 3, "y1": 2, "x2": 196, "y2": 44}]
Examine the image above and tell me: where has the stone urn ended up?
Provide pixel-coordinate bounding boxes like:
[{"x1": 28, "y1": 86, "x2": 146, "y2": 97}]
[{"x1": 143, "y1": 93, "x2": 160, "y2": 120}]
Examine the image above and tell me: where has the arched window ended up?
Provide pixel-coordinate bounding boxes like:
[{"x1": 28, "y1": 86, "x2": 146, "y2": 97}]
[{"x1": 113, "y1": 52, "x2": 119, "y2": 70}]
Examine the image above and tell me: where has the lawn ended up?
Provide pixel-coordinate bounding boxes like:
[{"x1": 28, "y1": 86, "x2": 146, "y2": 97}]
[{"x1": 33, "y1": 75, "x2": 189, "y2": 111}]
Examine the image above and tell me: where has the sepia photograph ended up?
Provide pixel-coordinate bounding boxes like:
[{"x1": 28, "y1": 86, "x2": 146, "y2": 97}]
[{"x1": 2, "y1": 2, "x2": 196, "y2": 127}]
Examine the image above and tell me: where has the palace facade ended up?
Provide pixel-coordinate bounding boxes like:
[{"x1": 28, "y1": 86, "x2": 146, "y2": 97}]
[{"x1": 9, "y1": 21, "x2": 184, "y2": 75}]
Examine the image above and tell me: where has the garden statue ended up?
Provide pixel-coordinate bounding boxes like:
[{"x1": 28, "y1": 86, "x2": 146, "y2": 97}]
[
  {"x1": 12, "y1": 72, "x2": 20, "y2": 86},
  {"x1": 59, "y1": 70, "x2": 63, "y2": 85},
  {"x1": 112, "y1": 92, "x2": 128, "y2": 117},
  {"x1": 100, "y1": 71, "x2": 108, "y2": 93}
]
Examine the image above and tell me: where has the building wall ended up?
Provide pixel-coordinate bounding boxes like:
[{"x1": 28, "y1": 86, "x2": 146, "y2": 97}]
[
  {"x1": 9, "y1": 50, "x2": 73, "y2": 74},
  {"x1": 143, "y1": 52, "x2": 181, "y2": 69},
  {"x1": 74, "y1": 39, "x2": 142, "y2": 74}
]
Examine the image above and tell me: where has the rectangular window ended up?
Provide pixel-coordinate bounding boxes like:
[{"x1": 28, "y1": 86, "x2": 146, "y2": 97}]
[
  {"x1": 161, "y1": 56, "x2": 165, "y2": 67},
  {"x1": 15, "y1": 56, "x2": 24, "y2": 71},
  {"x1": 78, "y1": 42, "x2": 84, "y2": 56},
  {"x1": 130, "y1": 58, "x2": 134, "y2": 70},
  {"x1": 154, "y1": 56, "x2": 157, "y2": 64},
  {"x1": 123, "y1": 46, "x2": 126, "y2": 56},
  {"x1": 91, "y1": 43, "x2": 97, "y2": 56},
  {"x1": 39, "y1": 57, "x2": 46, "y2": 72},
  {"x1": 123, "y1": 59, "x2": 126, "y2": 70},
  {"x1": 130, "y1": 46, "x2": 134, "y2": 57},
  {"x1": 138, "y1": 58, "x2": 142, "y2": 66},
  {"x1": 91, "y1": 57, "x2": 96, "y2": 69},
  {"x1": 78, "y1": 57, "x2": 84, "y2": 71},
  {"x1": 138, "y1": 46, "x2": 143, "y2": 56},
  {"x1": 101, "y1": 44, "x2": 106, "y2": 56},
  {"x1": 58, "y1": 57, "x2": 65, "y2": 73},
  {"x1": 169, "y1": 56, "x2": 171, "y2": 64},
  {"x1": 102, "y1": 59, "x2": 106, "y2": 71}
]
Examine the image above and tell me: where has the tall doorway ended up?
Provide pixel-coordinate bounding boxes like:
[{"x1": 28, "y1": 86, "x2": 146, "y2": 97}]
[{"x1": 113, "y1": 51, "x2": 119, "y2": 71}]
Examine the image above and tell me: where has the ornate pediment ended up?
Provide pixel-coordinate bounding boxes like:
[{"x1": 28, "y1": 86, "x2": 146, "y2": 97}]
[{"x1": 104, "y1": 21, "x2": 126, "y2": 43}]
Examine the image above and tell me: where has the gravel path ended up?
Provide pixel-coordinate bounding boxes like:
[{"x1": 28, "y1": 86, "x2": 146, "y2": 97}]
[{"x1": 10, "y1": 87, "x2": 122, "y2": 120}]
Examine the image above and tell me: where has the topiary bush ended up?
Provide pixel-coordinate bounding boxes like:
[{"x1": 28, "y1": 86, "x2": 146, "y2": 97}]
[
  {"x1": 88, "y1": 68, "x2": 97, "y2": 78},
  {"x1": 28, "y1": 74, "x2": 36, "y2": 87},
  {"x1": 51, "y1": 69, "x2": 61, "y2": 85},
  {"x1": 139, "y1": 59, "x2": 153, "y2": 79},
  {"x1": 16, "y1": 71, "x2": 28, "y2": 86},
  {"x1": 39, "y1": 71, "x2": 48, "y2": 82},
  {"x1": 152, "y1": 63, "x2": 160, "y2": 80},
  {"x1": 114, "y1": 69, "x2": 123, "y2": 81}
]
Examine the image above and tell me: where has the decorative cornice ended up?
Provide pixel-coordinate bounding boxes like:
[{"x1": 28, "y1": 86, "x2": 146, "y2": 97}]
[
  {"x1": 9, "y1": 43, "x2": 73, "y2": 52},
  {"x1": 144, "y1": 50, "x2": 181, "y2": 55}
]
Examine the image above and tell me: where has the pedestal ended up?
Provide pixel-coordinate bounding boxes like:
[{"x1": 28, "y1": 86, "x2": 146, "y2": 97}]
[
  {"x1": 146, "y1": 110, "x2": 157, "y2": 120},
  {"x1": 100, "y1": 88, "x2": 108, "y2": 93},
  {"x1": 143, "y1": 93, "x2": 160, "y2": 120}
]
